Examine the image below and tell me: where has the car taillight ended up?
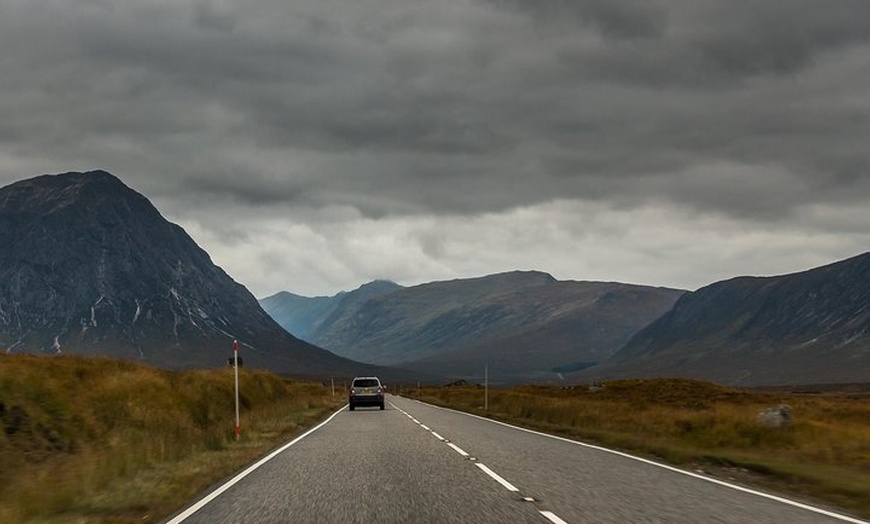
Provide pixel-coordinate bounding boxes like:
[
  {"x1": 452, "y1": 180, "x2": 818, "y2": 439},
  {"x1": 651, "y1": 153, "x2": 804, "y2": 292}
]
[{"x1": 377, "y1": 386, "x2": 383, "y2": 394}]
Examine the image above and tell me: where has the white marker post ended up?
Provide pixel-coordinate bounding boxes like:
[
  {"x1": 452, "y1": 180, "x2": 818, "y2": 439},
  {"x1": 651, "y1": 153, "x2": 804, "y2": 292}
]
[
  {"x1": 485, "y1": 364, "x2": 489, "y2": 411},
  {"x1": 233, "y1": 339, "x2": 240, "y2": 441}
]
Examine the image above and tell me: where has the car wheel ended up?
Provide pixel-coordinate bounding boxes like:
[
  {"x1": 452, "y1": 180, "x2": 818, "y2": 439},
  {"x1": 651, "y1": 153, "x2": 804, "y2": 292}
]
[
  {"x1": 349, "y1": 404, "x2": 355, "y2": 411},
  {"x1": 380, "y1": 402, "x2": 385, "y2": 410}
]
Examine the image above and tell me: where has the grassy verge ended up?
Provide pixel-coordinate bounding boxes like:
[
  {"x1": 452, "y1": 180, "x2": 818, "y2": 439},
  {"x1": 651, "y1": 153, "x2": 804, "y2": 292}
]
[
  {"x1": 399, "y1": 378, "x2": 870, "y2": 518},
  {"x1": 0, "y1": 354, "x2": 347, "y2": 523}
]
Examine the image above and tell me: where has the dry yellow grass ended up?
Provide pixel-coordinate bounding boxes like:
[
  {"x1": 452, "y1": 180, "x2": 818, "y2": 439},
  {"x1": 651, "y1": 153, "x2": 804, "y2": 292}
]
[
  {"x1": 4, "y1": 355, "x2": 867, "y2": 520},
  {"x1": 402, "y1": 378, "x2": 870, "y2": 518},
  {"x1": 0, "y1": 354, "x2": 346, "y2": 523}
]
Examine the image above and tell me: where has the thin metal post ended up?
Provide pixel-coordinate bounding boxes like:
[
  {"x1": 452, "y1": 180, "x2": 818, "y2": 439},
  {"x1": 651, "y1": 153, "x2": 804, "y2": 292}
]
[
  {"x1": 234, "y1": 339, "x2": 240, "y2": 441},
  {"x1": 485, "y1": 364, "x2": 488, "y2": 411}
]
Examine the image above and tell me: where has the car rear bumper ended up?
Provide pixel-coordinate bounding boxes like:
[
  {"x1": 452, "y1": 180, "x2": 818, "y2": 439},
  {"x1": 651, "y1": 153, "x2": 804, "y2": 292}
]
[{"x1": 349, "y1": 395, "x2": 384, "y2": 406}]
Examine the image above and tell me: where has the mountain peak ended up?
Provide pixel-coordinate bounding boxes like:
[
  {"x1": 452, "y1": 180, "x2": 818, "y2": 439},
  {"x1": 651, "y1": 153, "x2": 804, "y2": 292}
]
[
  {"x1": 0, "y1": 171, "x2": 381, "y2": 378},
  {"x1": 492, "y1": 270, "x2": 557, "y2": 283},
  {"x1": 0, "y1": 170, "x2": 144, "y2": 217},
  {"x1": 355, "y1": 280, "x2": 403, "y2": 295}
]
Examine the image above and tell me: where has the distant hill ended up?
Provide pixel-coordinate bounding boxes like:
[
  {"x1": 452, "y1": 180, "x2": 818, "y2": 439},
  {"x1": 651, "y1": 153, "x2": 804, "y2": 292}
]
[
  {"x1": 265, "y1": 272, "x2": 685, "y2": 383},
  {"x1": 0, "y1": 171, "x2": 407, "y2": 381},
  {"x1": 260, "y1": 280, "x2": 403, "y2": 341},
  {"x1": 583, "y1": 252, "x2": 870, "y2": 386}
]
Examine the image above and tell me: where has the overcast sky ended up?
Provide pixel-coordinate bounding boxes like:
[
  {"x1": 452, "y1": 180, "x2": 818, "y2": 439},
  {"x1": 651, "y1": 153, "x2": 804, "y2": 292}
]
[{"x1": 2, "y1": 0, "x2": 868, "y2": 298}]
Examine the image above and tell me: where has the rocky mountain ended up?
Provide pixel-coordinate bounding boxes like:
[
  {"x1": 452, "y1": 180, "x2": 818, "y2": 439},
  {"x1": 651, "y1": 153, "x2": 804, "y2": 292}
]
[
  {"x1": 265, "y1": 272, "x2": 685, "y2": 383},
  {"x1": 0, "y1": 171, "x2": 404, "y2": 380},
  {"x1": 584, "y1": 252, "x2": 870, "y2": 386},
  {"x1": 260, "y1": 280, "x2": 403, "y2": 341}
]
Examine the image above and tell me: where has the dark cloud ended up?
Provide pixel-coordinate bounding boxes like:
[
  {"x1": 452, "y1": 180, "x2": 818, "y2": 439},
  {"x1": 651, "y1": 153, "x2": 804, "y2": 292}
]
[
  {"x1": 0, "y1": 0, "x2": 868, "y2": 295},
  {"x1": 483, "y1": 0, "x2": 667, "y2": 41},
  {"x1": 688, "y1": 0, "x2": 870, "y2": 78}
]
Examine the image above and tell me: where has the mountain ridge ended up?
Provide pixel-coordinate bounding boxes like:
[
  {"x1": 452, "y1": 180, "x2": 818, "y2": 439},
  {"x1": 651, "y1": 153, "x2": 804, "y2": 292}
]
[
  {"x1": 262, "y1": 272, "x2": 685, "y2": 382},
  {"x1": 582, "y1": 251, "x2": 870, "y2": 385},
  {"x1": 261, "y1": 280, "x2": 403, "y2": 342},
  {"x1": 265, "y1": 253, "x2": 870, "y2": 386}
]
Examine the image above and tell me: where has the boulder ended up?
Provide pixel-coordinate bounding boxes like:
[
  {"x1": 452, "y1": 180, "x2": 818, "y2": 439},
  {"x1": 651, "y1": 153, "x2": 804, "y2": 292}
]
[{"x1": 758, "y1": 404, "x2": 792, "y2": 428}]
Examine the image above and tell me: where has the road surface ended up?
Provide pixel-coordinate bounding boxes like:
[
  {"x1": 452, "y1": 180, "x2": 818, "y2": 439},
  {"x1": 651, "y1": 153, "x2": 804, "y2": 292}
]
[{"x1": 164, "y1": 395, "x2": 867, "y2": 524}]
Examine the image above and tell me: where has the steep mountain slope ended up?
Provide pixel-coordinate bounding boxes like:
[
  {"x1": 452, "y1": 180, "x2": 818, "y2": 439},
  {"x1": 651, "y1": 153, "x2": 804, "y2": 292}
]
[
  {"x1": 259, "y1": 292, "x2": 343, "y2": 341},
  {"x1": 0, "y1": 171, "x2": 399, "y2": 379},
  {"x1": 260, "y1": 280, "x2": 402, "y2": 341},
  {"x1": 407, "y1": 283, "x2": 683, "y2": 382},
  {"x1": 269, "y1": 271, "x2": 684, "y2": 382},
  {"x1": 589, "y1": 252, "x2": 870, "y2": 386}
]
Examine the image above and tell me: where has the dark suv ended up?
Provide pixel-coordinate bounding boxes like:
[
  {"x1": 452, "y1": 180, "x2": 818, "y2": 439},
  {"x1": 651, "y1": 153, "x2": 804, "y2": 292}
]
[{"x1": 348, "y1": 376, "x2": 385, "y2": 411}]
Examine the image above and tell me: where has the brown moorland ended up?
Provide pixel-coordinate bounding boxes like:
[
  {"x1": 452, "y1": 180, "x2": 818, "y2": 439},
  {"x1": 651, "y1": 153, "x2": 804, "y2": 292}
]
[
  {"x1": 3, "y1": 353, "x2": 868, "y2": 521},
  {"x1": 0, "y1": 354, "x2": 346, "y2": 523}
]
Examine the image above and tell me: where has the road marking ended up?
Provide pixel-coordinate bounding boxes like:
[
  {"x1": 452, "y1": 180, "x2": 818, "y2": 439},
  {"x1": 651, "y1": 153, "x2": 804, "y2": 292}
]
[
  {"x1": 540, "y1": 510, "x2": 569, "y2": 524},
  {"x1": 475, "y1": 463, "x2": 519, "y2": 492},
  {"x1": 394, "y1": 400, "x2": 570, "y2": 524},
  {"x1": 413, "y1": 399, "x2": 870, "y2": 524},
  {"x1": 163, "y1": 405, "x2": 347, "y2": 524},
  {"x1": 447, "y1": 442, "x2": 469, "y2": 457}
]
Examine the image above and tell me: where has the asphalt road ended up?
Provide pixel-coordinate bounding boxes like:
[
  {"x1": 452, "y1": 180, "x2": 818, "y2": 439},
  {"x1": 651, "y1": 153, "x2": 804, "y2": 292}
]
[{"x1": 164, "y1": 395, "x2": 867, "y2": 524}]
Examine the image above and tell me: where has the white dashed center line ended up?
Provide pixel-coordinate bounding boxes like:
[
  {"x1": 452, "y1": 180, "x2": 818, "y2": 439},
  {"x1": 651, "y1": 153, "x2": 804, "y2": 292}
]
[
  {"x1": 540, "y1": 510, "x2": 570, "y2": 524},
  {"x1": 475, "y1": 463, "x2": 519, "y2": 492},
  {"x1": 447, "y1": 442, "x2": 469, "y2": 457},
  {"x1": 393, "y1": 402, "x2": 571, "y2": 524}
]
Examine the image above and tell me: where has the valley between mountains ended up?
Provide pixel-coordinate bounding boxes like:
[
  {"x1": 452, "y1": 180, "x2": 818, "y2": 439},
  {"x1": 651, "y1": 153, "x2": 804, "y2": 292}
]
[
  {"x1": 261, "y1": 250, "x2": 870, "y2": 386},
  {"x1": 1, "y1": 170, "x2": 868, "y2": 387}
]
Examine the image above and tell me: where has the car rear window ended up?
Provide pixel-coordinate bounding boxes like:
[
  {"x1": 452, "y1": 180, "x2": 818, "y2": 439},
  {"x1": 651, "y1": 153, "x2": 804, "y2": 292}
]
[{"x1": 353, "y1": 379, "x2": 379, "y2": 387}]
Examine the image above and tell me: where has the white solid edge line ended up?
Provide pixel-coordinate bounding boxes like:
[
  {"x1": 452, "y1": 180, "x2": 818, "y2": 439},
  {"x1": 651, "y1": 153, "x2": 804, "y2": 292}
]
[
  {"x1": 540, "y1": 510, "x2": 570, "y2": 524},
  {"x1": 404, "y1": 398, "x2": 870, "y2": 524},
  {"x1": 475, "y1": 463, "x2": 519, "y2": 492},
  {"x1": 164, "y1": 405, "x2": 347, "y2": 524}
]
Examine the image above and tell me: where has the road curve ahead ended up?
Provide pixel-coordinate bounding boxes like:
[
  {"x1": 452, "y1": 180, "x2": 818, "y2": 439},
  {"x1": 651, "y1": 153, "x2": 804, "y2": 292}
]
[{"x1": 164, "y1": 395, "x2": 868, "y2": 524}]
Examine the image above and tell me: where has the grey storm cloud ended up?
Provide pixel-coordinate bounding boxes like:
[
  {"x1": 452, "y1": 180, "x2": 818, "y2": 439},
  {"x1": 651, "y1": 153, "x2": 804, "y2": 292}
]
[{"x1": 0, "y1": 0, "x2": 868, "y2": 295}]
